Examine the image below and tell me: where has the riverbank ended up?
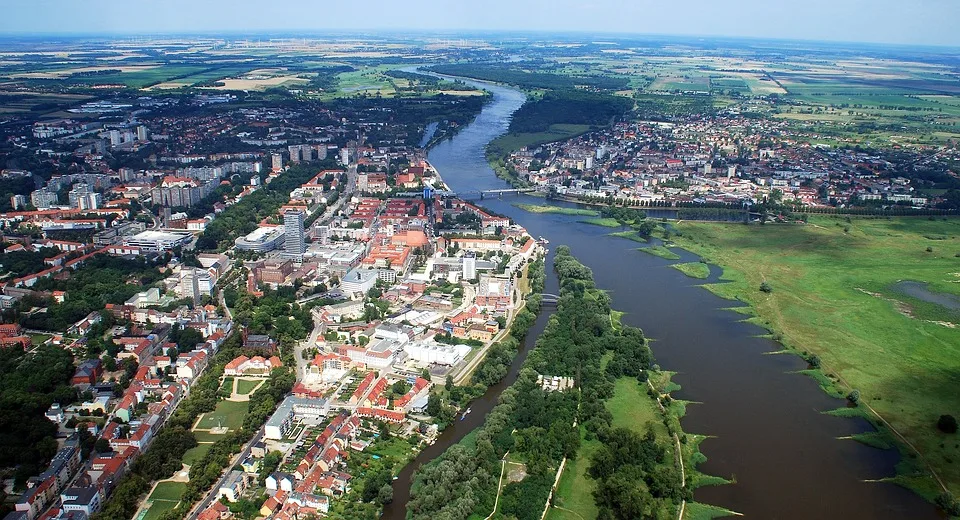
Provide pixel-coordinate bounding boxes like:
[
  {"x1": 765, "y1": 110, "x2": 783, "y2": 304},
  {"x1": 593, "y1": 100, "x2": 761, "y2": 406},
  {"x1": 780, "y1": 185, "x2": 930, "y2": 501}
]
[{"x1": 667, "y1": 215, "x2": 960, "y2": 508}]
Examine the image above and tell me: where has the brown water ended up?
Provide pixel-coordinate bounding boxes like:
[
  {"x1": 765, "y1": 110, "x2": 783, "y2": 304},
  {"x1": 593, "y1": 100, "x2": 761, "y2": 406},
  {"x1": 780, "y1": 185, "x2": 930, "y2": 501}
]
[{"x1": 382, "y1": 75, "x2": 942, "y2": 520}]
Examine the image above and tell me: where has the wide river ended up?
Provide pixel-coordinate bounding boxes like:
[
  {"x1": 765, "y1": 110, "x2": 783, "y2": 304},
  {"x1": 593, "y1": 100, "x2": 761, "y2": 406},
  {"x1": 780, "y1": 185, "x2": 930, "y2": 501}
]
[{"x1": 382, "y1": 78, "x2": 941, "y2": 519}]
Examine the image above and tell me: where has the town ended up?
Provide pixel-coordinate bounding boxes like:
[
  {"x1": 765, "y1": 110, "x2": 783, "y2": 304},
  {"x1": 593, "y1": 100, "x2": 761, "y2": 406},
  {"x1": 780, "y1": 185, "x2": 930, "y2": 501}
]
[
  {"x1": 0, "y1": 87, "x2": 543, "y2": 520},
  {"x1": 503, "y1": 115, "x2": 959, "y2": 211}
]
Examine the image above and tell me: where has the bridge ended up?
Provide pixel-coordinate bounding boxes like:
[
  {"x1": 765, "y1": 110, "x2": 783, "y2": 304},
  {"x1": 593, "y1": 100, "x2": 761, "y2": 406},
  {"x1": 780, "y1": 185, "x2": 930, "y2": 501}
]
[
  {"x1": 395, "y1": 188, "x2": 537, "y2": 200},
  {"x1": 541, "y1": 293, "x2": 560, "y2": 306}
]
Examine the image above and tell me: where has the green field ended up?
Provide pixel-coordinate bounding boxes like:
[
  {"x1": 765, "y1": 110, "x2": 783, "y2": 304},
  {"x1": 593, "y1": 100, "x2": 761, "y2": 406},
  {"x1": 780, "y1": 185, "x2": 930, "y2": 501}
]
[
  {"x1": 182, "y1": 443, "x2": 212, "y2": 467},
  {"x1": 639, "y1": 246, "x2": 682, "y2": 260},
  {"x1": 672, "y1": 216, "x2": 960, "y2": 498},
  {"x1": 149, "y1": 481, "x2": 187, "y2": 502},
  {"x1": 671, "y1": 262, "x2": 711, "y2": 279},
  {"x1": 578, "y1": 217, "x2": 623, "y2": 228},
  {"x1": 141, "y1": 482, "x2": 187, "y2": 520},
  {"x1": 219, "y1": 377, "x2": 234, "y2": 393},
  {"x1": 514, "y1": 203, "x2": 598, "y2": 216},
  {"x1": 195, "y1": 399, "x2": 248, "y2": 431},
  {"x1": 550, "y1": 378, "x2": 677, "y2": 520},
  {"x1": 236, "y1": 378, "x2": 262, "y2": 395}
]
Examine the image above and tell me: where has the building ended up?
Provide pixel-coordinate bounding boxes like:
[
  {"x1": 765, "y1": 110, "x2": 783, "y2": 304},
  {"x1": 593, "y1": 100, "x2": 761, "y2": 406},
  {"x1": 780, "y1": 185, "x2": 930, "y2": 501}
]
[
  {"x1": 218, "y1": 470, "x2": 249, "y2": 502},
  {"x1": 265, "y1": 395, "x2": 330, "y2": 440},
  {"x1": 462, "y1": 253, "x2": 476, "y2": 281},
  {"x1": 271, "y1": 153, "x2": 283, "y2": 171},
  {"x1": 339, "y1": 268, "x2": 378, "y2": 299},
  {"x1": 71, "y1": 359, "x2": 103, "y2": 386},
  {"x1": 234, "y1": 226, "x2": 285, "y2": 253},
  {"x1": 60, "y1": 487, "x2": 101, "y2": 516},
  {"x1": 10, "y1": 194, "x2": 28, "y2": 210},
  {"x1": 136, "y1": 125, "x2": 149, "y2": 141},
  {"x1": 30, "y1": 188, "x2": 59, "y2": 209},
  {"x1": 179, "y1": 267, "x2": 201, "y2": 302},
  {"x1": 404, "y1": 341, "x2": 471, "y2": 366},
  {"x1": 224, "y1": 355, "x2": 283, "y2": 377},
  {"x1": 123, "y1": 230, "x2": 192, "y2": 252},
  {"x1": 284, "y1": 209, "x2": 306, "y2": 260}
]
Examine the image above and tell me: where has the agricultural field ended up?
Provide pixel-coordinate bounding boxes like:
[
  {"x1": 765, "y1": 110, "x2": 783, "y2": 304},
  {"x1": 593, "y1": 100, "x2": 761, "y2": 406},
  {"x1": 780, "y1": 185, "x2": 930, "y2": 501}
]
[{"x1": 671, "y1": 216, "x2": 960, "y2": 498}]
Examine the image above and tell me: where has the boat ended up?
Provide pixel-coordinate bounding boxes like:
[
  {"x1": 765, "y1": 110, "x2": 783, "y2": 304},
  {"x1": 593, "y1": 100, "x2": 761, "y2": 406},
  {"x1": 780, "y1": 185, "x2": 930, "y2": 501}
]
[
  {"x1": 538, "y1": 236, "x2": 549, "y2": 244},
  {"x1": 460, "y1": 407, "x2": 472, "y2": 420}
]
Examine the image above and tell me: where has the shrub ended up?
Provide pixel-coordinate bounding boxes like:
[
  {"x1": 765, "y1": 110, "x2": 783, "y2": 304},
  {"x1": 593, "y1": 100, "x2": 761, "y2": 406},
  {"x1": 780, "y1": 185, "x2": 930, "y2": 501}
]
[
  {"x1": 847, "y1": 389, "x2": 861, "y2": 405},
  {"x1": 759, "y1": 282, "x2": 773, "y2": 293}
]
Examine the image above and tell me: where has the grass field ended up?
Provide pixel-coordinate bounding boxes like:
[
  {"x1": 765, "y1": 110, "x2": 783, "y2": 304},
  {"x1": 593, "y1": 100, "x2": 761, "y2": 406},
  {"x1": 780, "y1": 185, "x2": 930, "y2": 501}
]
[
  {"x1": 671, "y1": 216, "x2": 960, "y2": 498},
  {"x1": 219, "y1": 377, "x2": 234, "y2": 393},
  {"x1": 141, "y1": 482, "x2": 187, "y2": 520},
  {"x1": 578, "y1": 217, "x2": 623, "y2": 228},
  {"x1": 671, "y1": 262, "x2": 710, "y2": 279},
  {"x1": 550, "y1": 377, "x2": 677, "y2": 520},
  {"x1": 639, "y1": 246, "x2": 681, "y2": 260},
  {"x1": 236, "y1": 378, "x2": 262, "y2": 395},
  {"x1": 514, "y1": 203, "x2": 598, "y2": 216},
  {"x1": 195, "y1": 399, "x2": 248, "y2": 431},
  {"x1": 182, "y1": 443, "x2": 212, "y2": 467},
  {"x1": 149, "y1": 481, "x2": 187, "y2": 502}
]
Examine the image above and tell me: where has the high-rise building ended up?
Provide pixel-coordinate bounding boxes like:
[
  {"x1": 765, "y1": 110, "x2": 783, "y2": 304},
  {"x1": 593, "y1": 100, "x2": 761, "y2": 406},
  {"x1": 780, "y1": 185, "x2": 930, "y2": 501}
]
[
  {"x1": 703, "y1": 163, "x2": 712, "y2": 175},
  {"x1": 10, "y1": 194, "x2": 27, "y2": 210},
  {"x1": 271, "y1": 153, "x2": 283, "y2": 171},
  {"x1": 180, "y1": 268, "x2": 201, "y2": 302},
  {"x1": 109, "y1": 130, "x2": 121, "y2": 147},
  {"x1": 68, "y1": 183, "x2": 101, "y2": 210},
  {"x1": 339, "y1": 148, "x2": 350, "y2": 165},
  {"x1": 119, "y1": 167, "x2": 136, "y2": 182},
  {"x1": 30, "y1": 188, "x2": 59, "y2": 209},
  {"x1": 136, "y1": 125, "x2": 149, "y2": 141},
  {"x1": 462, "y1": 253, "x2": 477, "y2": 281},
  {"x1": 727, "y1": 166, "x2": 737, "y2": 179},
  {"x1": 315, "y1": 224, "x2": 330, "y2": 245},
  {"x1": 283, "y1": 209, "x2": 306, "y2": 259}
]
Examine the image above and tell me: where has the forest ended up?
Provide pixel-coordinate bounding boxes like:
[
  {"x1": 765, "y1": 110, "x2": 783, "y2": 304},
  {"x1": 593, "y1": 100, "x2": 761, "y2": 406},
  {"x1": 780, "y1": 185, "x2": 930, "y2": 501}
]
[
  {"x1": 408, "y1": 247, "x2": 684, "y2": 520},
  {"x1": 506, "y1": 89, "x2": 634, "y2": 135}
]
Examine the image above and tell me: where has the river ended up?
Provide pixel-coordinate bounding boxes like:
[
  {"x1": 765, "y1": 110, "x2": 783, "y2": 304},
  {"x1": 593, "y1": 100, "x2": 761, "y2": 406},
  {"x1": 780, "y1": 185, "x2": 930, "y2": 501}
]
[{"x1": 383, "y1": 77, "x2": 941, "y2": 519}]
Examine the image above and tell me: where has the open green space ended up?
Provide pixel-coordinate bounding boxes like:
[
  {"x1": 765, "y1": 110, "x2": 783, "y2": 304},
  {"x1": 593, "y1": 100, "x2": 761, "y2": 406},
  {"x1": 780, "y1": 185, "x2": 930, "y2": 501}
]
[
  {"x1": 671, "y1": 262, "x2": 711, "y2": 279},
  {"x1": 190, "y1": 431, "x2": 228, "y2": 443},
  {"x1": 181, "y1": 443, "x2": 212, "y2": 467},
  {"x1": 149, "y1": 481, "x2": 187, "y2": 502},
  {"x1": 671, "y1": 216, "x2": 960, "y2": 498},
  {"x1": 513, "y1": 203, "x2": 598, "y2": 216},
  {"x1": 194, "y1": 399, "x2": 249, "y2": 431},
  {"x1": 141, "y1": 499, "x2": 177, "y2": 520},
  {"x1": 639, "y1": 246, "x2": 682, "y2": 260},
  {"x1": 578, "y1": 217, "x2": 623, "y2": 228},
  {"x1": 547, "y1": 436, "x2": 600, "y2": 520},
  {"x1": 218, "y1": 377, "x2": 234, "y2": 393},
  {"x1": 236, "y1": 378, "x2": 262, "y2": 395}
]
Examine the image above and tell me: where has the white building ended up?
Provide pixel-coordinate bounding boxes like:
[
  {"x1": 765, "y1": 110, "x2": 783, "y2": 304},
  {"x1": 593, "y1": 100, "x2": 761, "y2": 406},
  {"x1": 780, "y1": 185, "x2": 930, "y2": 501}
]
[
  {"x1": 123, "y1": 230, "x2": 192, "y2": 252},
  {"x1": 404, "y1": 342, "x2": 471, "y2": 366}
]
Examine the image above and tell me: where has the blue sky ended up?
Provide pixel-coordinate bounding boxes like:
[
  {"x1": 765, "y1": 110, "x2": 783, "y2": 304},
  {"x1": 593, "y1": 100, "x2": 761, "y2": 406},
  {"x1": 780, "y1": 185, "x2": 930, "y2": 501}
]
[{"x1": 2, "y1": 0, "x2": 958, "y2": 46}]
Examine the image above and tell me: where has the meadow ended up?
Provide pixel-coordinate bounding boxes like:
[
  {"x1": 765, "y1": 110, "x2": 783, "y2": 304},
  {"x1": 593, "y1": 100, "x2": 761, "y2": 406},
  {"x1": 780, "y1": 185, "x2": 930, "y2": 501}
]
[{"x1": 671, "y1": 216, "x2": 960, "y2": 498}]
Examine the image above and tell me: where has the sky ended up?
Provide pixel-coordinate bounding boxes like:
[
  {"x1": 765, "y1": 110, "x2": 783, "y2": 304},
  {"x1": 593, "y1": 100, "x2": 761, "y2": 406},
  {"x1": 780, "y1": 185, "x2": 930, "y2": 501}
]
[{"x1": 2, "y1": 0, "x2": 958, "y2": 47}]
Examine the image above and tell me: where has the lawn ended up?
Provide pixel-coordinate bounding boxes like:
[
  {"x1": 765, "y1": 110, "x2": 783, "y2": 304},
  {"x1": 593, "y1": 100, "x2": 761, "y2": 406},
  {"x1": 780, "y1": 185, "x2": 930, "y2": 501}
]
[
  {"x1": 192, "y1": 430, "x2": 229, "y2": 443},
  {"x1": 671, "y1": 262, "x2": 710, "y2": 279},
  {"x1": 195, "y1": 399, "x2": 248, "y2": 431},
  {"x1": 514, "y1": 203, "x2": 598, "y2": 216},
  {"x1": 219, "y1": 377, "x2": 234, "y2": 393},
  {"x1": 236, "y1": 378, "x2": 262, "y2": 395},
  {"x1": 672, "y1": 216, "x2": 960, "y2": 497},
  {"x1": 141, "y1": 499, "x2": 176, "y2": 520},
  {"x1": 182, "y1": 443, "x2": 212, "y2": 467},
  {"x1": 149, "y1": 481, "x2": 186, "y2": 502}
]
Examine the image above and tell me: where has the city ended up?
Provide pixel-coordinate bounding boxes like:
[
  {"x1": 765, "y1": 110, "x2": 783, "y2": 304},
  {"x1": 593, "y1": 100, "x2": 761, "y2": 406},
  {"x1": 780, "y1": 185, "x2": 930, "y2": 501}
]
[{"x1": 0, "y1": 3, "x2": 959, "y2": 520}]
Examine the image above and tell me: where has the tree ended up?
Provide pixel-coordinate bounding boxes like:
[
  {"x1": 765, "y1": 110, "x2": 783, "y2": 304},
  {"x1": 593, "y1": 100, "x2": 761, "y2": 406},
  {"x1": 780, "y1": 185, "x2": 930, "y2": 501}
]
[
  {"x1": 95, "y1": 438, "x2": 112, "y2": 453},
  {"x1": 847, "y1": 389, "x2": 861, "y2": 405},
  {"x1": 759, "y1": 282, "x2": 773, "y2": 293},
  {"x1": 445, "y1": 375, "x2": 454, "y2": 392},
  {"x1": 937, "y1": 414, "x2": 958, "y2": 434},
  {"x1": 377, "y1": 483, "x2": 394, "y2": 504},
  {"x1": 420, "y1": 368, "x2": 431, "y2": 382}
]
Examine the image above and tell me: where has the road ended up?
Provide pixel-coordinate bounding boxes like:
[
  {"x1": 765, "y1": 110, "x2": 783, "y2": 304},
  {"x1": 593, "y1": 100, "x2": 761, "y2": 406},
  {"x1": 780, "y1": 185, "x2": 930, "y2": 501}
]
[{"x1": 188, "y1": 428, "x2": 265, "y2": 520}]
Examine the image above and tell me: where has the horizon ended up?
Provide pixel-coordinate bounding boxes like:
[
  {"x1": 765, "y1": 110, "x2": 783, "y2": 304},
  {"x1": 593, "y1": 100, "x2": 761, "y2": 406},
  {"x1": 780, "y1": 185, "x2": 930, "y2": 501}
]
[{"x1": 2, "y1": 0, "x2": 959, "y2": 48}]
